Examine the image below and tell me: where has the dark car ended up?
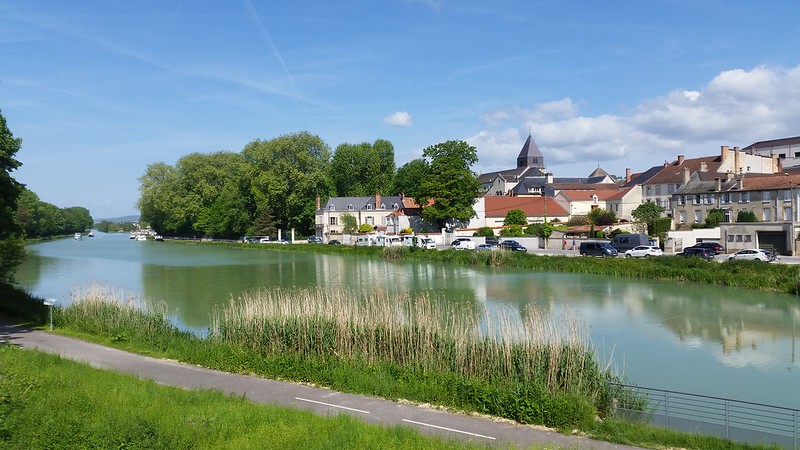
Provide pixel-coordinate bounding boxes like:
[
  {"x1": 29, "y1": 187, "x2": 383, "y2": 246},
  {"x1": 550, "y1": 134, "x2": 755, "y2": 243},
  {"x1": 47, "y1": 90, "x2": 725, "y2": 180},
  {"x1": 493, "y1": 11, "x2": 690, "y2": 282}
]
[
  {"x1": 579, "y1": 241, "x2": 618, "y2": 257},
  {"x1": 690, "y1": 242, "x2": 723, "y2": 254},
  {"x1": 680, "y1": 246, "x2": 715, "y2": 260},
  {"x1": 328, "y1": 239, "x2": 342, "y2": 245},
  {"x1": 307, "y1": 236, "x2": 323, "y2": 244},
  {"x1": 498, "y1": 240, "x2": 527, "y2": 252},
  {"x1": 484, "y1": 236, "x2": 499, "y2": 246}
]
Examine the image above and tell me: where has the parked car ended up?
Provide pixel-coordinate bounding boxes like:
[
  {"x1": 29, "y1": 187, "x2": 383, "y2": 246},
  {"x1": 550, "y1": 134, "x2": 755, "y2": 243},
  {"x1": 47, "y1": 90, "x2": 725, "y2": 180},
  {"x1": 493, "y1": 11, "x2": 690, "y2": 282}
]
[
  {"x1": 579, "y1": 241, "x2": 618, "y2": 257},
  {"x1": 258, "y1": 237, "x2": 270, "y2": 244},
  {"x1": 498, "y1": 240, "x2": 527, "y2": 252},
  {"x1": 307, "y1": 236, "x2": 323, "y2": 244},
  {"x1": 274, "y1": 239, "x2": 290, "y2": 245},
  {"x1": 727, "y1": 249, "x2": 769, "y2": 262},
  {"x1": 680, "y1": 247, "x2": 715, "y2": 260},
  {"x1": 328, "y1": 240, "x2": 342, "y2": 245},
  {"x1": 416, "y1": 236, "x2": 437, "y2": 250},
  {"x1": 624, "y1": 245, "x2": 663, "y2": 258},
  {"x1": 452, "y1": 238, "x2": 476, "y2": 250},
  {"x1": 476, "y1": 243, "x2": 496, "y2": 251},
  {"x1": 691, "y1": 242, "x2": 723, "y2": 254},
  {"x1": 484, "y1": 236, "x2": 499, "y2": 247},
  {"x1": 609, "y1": 233, "x2": 652, "y2": 252}
]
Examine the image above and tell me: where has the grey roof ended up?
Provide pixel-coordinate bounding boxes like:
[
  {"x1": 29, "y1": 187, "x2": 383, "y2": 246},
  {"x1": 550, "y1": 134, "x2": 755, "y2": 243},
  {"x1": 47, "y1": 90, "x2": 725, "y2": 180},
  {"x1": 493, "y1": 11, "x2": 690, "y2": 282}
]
[
  {"x1": 624, "y1": 166, "x2": 663, "y2": 187},
  {"x1": 478, "y1": 166, "x2": 546, "y2": 184},
  {"x1": 516, "y1": 133, "x2": 545, "y2": 169},
  {"x1": 742, "y1": 136, "x2": 800, "y2": 151},
  {"x1": 319, "y1": 195, "x2": 404, "y2": 213}
]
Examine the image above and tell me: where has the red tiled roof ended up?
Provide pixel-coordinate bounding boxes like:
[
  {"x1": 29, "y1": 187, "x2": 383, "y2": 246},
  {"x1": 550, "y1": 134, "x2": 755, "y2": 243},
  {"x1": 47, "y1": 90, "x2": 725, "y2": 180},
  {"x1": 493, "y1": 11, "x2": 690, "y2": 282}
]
[
  {"x1": 646, "y1": 156, "x2": 721, "y2": 184},
  {"x1": 484, "y1": 196, "x2": 569, "y2": 217}
]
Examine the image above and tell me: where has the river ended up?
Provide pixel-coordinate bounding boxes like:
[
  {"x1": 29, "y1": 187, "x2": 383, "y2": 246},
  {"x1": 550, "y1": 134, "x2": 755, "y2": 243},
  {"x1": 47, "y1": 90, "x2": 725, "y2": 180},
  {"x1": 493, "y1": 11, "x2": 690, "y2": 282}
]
[{"x1": 14, "y1": 231, "x2": 800, "y2": 409}]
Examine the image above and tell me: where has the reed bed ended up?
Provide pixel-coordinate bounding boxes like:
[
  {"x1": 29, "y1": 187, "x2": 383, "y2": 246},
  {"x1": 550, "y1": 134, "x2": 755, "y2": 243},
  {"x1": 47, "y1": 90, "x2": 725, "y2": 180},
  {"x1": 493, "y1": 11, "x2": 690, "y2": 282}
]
[{"x1": 210, "y1": 288, "x2": 613, "y2": 403}]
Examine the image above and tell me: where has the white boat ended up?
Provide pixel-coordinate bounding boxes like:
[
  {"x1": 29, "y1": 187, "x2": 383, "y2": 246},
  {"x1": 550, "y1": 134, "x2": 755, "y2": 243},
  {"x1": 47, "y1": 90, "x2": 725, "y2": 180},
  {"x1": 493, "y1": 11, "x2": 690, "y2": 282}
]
[
  {"x1": 87, "y1": 231, "x2": 94, "y2": 238},
  {"x1": 136, "y1": 234, "x2": 147, "y2": 241},
  {"x1": 74, "y1": 233, "x2": 82, "y2": 240}
]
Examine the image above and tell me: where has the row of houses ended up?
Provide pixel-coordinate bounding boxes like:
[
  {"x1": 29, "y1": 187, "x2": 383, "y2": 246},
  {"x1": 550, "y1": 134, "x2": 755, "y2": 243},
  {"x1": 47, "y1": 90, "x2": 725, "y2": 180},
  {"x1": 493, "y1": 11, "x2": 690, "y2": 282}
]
[{"x1": 314, "y1": 135, "x2": 800, "y2": 254}]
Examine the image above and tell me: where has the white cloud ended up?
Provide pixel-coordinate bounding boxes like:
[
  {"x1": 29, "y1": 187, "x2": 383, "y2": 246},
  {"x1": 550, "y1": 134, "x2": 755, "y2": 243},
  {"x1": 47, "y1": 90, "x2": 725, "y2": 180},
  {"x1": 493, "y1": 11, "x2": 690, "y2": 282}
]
[
  {"x1": 471, "y1": 64, "x2": 800, "y2": 176},
  {"x1": 384, "y1": 111, "x2": 412, "y2": 127}
]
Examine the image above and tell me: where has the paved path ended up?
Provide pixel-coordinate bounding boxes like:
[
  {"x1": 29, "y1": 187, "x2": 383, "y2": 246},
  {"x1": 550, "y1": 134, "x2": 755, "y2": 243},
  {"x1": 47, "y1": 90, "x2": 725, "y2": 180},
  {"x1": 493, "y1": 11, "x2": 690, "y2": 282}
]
[{"x1": 1, "y1": 322, "x2": 641, "y2": 450}]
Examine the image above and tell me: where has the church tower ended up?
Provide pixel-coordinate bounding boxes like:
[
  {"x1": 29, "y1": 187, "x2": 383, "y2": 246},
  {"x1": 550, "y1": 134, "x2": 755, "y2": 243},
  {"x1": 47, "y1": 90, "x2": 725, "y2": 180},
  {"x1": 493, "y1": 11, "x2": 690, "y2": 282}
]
[{"x1": 516, "y1": 132, "x2": 544, "y2": 169}]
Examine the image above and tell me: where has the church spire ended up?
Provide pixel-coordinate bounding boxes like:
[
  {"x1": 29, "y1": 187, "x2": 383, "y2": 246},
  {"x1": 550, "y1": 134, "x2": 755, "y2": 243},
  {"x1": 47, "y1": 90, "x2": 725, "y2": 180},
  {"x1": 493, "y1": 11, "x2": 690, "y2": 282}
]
[{"x1": 516, "y1": 132, "x2": 544, "y2": 169}]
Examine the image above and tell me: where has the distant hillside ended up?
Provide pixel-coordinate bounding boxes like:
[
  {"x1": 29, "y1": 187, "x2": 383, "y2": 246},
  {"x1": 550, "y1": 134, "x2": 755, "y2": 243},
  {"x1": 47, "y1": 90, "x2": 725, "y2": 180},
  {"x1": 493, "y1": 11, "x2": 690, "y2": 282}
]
[{"x1": 96, "y1": 215, "x2": 140, "y2": 224}]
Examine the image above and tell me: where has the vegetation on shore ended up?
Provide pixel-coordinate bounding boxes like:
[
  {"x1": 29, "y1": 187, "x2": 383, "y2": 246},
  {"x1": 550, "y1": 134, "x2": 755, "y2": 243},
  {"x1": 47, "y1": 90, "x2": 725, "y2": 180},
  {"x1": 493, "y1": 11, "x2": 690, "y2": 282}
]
[
  {"x1": 0, "y1": 284, "x2": 781, "y2": 449},
  {"x1": 0, "y1": 345, "x2": 488, "y2": 450},
  {"x1": 193, "y1": 240, "x2": 800, "y2": 294}
]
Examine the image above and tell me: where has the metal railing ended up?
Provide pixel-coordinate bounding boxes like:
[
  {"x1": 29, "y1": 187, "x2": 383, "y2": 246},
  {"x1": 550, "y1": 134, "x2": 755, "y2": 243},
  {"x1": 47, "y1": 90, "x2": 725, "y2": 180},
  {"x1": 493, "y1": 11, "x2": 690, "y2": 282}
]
[{"x1": 608, "y1": 382, "x2": 799, "y2": 449}]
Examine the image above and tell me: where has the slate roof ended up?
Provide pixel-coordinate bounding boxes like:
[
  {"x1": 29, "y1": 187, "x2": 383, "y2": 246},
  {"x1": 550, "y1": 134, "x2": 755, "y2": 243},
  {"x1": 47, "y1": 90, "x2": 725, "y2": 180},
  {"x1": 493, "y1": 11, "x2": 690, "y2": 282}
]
[
  {"x1": 477, "y1": 166, "x2": 546, "y2": 184},
  {"x1": 320, "y1": 195, "x2": 403, "y2": 212},
  {"x1": 484, "y1": 196, "x2": 569, "y2": 217},
  {"x1": 516, "y1": 133, "x2": 544, "y2": 169},
  {"x1": 624, "y1": 165, "x2": 663, "y2": 187},
  {"x1": 645, "y1": 156, "x2": 722, "y2": 185},
  {"x1": 742, "y1": 136, "x2": 800, "y2": 152}
]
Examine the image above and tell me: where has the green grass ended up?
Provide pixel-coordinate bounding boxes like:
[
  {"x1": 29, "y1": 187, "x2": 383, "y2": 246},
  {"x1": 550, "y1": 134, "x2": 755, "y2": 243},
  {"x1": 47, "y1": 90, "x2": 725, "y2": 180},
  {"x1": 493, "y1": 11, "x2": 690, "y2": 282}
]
[{"x1": 0, "y1": 345, "x2": 496, "y2": 450}]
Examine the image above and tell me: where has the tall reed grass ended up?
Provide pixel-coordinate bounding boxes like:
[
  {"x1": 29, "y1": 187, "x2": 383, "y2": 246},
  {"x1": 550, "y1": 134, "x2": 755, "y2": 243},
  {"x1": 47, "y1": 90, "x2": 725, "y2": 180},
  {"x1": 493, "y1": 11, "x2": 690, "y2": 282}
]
[{"x1": 210, "y1": 288, "x2": 613, "y2": 403}]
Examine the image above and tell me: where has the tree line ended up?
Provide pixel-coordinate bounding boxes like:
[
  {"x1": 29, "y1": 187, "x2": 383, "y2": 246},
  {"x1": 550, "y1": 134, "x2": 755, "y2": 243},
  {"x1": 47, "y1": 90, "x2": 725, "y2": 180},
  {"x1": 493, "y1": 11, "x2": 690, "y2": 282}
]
[
  {"x1": 16, "y1": 189, "x2": 93, "y2": 239},
  {"x1": 137, "y1": 132, "x2": 482, "y2": 239}
]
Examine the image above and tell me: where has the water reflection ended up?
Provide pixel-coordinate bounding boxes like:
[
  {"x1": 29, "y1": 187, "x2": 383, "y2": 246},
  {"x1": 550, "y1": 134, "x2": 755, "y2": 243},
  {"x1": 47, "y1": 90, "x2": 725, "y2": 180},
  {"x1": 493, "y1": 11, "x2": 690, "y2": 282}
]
[{"x1": 14, "y1": 232, "x2": 799, "y2": 407}]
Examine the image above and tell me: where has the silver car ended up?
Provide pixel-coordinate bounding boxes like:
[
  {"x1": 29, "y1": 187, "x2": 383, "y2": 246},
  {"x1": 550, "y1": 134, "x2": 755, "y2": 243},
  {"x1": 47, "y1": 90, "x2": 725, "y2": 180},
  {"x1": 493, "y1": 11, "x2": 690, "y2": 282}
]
[
  {"x1": 727, "y1": 249, "x2": 768, "y2": 262},
  {"x1": 624, "y1": 245, "x2": 663, "y2": 258}
]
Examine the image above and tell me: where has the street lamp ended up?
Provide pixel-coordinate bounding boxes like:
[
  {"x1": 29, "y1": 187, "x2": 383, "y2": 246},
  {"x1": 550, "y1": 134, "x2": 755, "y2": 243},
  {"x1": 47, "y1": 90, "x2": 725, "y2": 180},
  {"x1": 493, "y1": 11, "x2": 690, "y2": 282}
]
[
  {"x1": 43, "y1": 299, "x2": 56, "y2": 331},
  {"x1": 786, "y1": 173, "x2": 795, "y2": 256}
]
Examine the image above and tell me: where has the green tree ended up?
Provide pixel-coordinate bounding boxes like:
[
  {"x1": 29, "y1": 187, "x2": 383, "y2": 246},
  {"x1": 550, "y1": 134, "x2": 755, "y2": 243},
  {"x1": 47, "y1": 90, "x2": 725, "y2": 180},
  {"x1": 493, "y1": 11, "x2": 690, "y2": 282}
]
[
  {"x1": 391, "y1": 158, "x2": 429, "y2": 198},
  {"x1": 331, "y1": 140, "x2": 396, "y2": 197},
  {"x1": 503, "y1": 209, "x2": 527, "y2": 226},
  {"x1": 0, "y1": 109, "x2": 24, "y2": 283},
  {"x1": 62, "y1": 207, "x2": 93, "y2": 233},
  {"x1": 631, "y1": 202, "x2": 664, "y2": 234},
  {"x1": 704, "y1": 208, "x2": 724, "y2": 228},
  {"x1": 373, "y1": 139, "x2": 396, "y2": 194},
  {"x1": 249, "y1": 207, "x2": 278, "y2": 237},
  {"x1": 737, "y1": 210, "x2": 759, "y2": 222},
  {"x1": 472, "y1": 226, "x2": 495, "y2": 237},
  {"x1": 527, "y1": 222, "x2": 554, "y2": 243},
  {"x1": 415, "y1": 140, "x2": 482, "y2": 230},
  {"x1": 16, "y1": 189, "x2": 41, "y2": 237},
  {"x1": 357, "y1": 223, "x2": 374, "y2": 233},
  {"x1": 340, "y1": 213, "x2": 357, "y2": 234},
  {"x1": 587, "y1": 208, "x2": 616, "y2": 226},
  {"x1": 500, "y1": 225, "x2": 523, "y2": 236},
  {"x1": 245, "y1": 132, "x2": 333, "y2": 235}
]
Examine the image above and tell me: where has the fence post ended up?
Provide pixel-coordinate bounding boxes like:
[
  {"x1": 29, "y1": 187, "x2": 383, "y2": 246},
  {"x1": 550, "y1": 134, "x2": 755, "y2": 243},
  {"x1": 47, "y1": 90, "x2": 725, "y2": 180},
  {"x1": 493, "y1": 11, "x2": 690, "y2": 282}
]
[
  {"x1": 794, "y1": 409, "x2": 797, "y2": 450},
  {"x1": 725, "y1": 399, "x2": 730, "y2": 439},
  {"x1": 664, "y1": 390, "x2": 669, "y2": 428}
]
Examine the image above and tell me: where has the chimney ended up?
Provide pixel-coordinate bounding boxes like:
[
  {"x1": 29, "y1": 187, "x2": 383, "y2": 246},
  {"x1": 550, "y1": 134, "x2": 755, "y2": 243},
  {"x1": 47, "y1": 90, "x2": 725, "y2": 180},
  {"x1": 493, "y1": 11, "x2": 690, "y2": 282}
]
[
  {"x1": 316, "y1": 195, "x2": 320, "y2": 210},
  {"x1": 721, "y1": 146, "x2": 729, "y2": 164},
  {"x1": 625, "y1": 168, "x2": 631, "y2": 183},
  {"x1": 375, "y1": 193, "x2": 381, "y2": 209},
  {"x1": 545, "y1": 172, "x2": 553, "y2": 184},
  {"x1": 700, "y1": 161, "x2": 708, "y2": 172},
  {"x1": 677, "y1": 155, "x2": 685, "y2": 165},
  {"x1": 734, "y1": 147, "x2": 741, "y2": 173},
  {"x1": 772, "y1": 154, "x2": 779, "y2": 173},
  {"x1": 738, "y1": 177, "x2": 745, "y2": 190},
  {"x1": 725, "y1": 171, "x2": 734, "y2": 182},
  {"x1": 683, "y1": 167, "x2": 690, "y2": 184},
  {"x1": 715, "y1": 177, "x2": 721, "y2": 192}
]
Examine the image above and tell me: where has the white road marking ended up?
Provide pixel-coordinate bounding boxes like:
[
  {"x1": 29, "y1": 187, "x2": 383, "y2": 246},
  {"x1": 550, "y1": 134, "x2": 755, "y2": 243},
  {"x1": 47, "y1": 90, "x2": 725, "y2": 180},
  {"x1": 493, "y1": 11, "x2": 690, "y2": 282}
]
[
  {"x1": 294, "y1": 397, "x2": 370, "y2": 415},
  {"x1": 402, "y1": 419, "x2": 496, "y2": 440}
]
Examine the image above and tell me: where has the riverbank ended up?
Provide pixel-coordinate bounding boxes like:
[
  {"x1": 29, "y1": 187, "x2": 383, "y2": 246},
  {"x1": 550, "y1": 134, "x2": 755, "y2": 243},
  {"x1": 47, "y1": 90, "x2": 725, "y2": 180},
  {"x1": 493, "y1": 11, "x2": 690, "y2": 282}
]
[
  {"x1": 0, "y1": 284, "x2": 778, "y2": 450},
  {"x1": 195, "y1": 241, "x2": 800, "y2": 294}
]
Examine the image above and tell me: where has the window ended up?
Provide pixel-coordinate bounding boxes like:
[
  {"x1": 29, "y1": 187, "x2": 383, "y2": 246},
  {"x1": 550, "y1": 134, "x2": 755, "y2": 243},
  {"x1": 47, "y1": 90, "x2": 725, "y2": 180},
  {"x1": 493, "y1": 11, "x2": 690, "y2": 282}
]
[
  {"x1": 763, "y1": 191, "x2": 771, "y2": 202},
  {"x1": 724, "y1": 210, "x2": 731, "y2": 223},
  {"x1": 380, "y1": 204, "x2": 386, "y2": 210},
  {"x1": 795, "y1": 151, "x2": 800, "y2": 157},
  {"x1": 784, "y1": 190, "x2": 792, "y2": 202},
  {"x1": 392, "y1": 203, "x2": 399, "y2": 210},
  {"x1": 348, "y1": 204, "x2": 354, "y2": 211},
  {"x1": 727, "y1": 234, "x2": 734, "y2": 242},
  {"x1": 668, "y1": 184, "x2": 676, "y2": 194},
  {"x1": 779, "y1": 153, "x2": 786, "y2": 158},
  {"x1": 695, "y1": 211, "x2": 703, "y2": 223},
  {"x1": 785, "y1": 207, "x2": 792, "y2": 221},
  {"x1": 646, "y1": 186, "x2": 652, "y2": 196},
  {"x1": 736, "y1": 235, "x2": 743, "y2": 242},
  {"x1": 678, "y1": 195, "x2": 685, "y2": 206},
  {"x1": 679, "y1": 211, "x2": 686, "y2": 224},
  {"x1": 367, "y1": 204, "x2": 373, "y2": 210},
  {"x1": 721, "y1": 194, "x2": 731, "y2": 204},
  {"x1": 693, "y1": 195, "x2": 701, "y2": 205},
  {"x1": 655, "y1": 185, "x2": 662, "y2": 195},
  {"x1": 764, "y1": 208, "x2": 771, "y2": 221},
  {"x1": 704, "y1": 194, "x2": 714, "y2": 205},
  {"x1": 329, "y1": 217, "x2": 337, "y2": 226},
  {"x1": 747, "y1": 166, "x2": 751, "y2": 172},
  {"x1": 744, "y1": 234, "x2": 752, "y2": 242},
  {"x1": 329, "y1": 204, "x2": 335, "y2": 211},
  {"x1": 365, "y1": 216, "x2": 374, "y2": 225},
  {"x1": 740, "y1": 192, "x2": 749, "y2": 203}
]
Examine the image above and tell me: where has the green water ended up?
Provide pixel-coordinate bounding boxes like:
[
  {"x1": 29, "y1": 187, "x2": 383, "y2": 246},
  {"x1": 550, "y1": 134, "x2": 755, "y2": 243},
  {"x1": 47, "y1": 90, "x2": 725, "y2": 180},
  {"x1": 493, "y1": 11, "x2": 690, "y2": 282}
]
[{"x1": 15, "y1": 232, "x2": 800, "y2": 409}]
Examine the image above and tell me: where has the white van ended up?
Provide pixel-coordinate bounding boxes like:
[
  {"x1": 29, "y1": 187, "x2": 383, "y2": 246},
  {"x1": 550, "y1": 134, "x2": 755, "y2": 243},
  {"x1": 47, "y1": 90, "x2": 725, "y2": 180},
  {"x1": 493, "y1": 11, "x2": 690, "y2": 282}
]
[{"x1": 417, "y1": 236, "x2": 436, "y2": 250}]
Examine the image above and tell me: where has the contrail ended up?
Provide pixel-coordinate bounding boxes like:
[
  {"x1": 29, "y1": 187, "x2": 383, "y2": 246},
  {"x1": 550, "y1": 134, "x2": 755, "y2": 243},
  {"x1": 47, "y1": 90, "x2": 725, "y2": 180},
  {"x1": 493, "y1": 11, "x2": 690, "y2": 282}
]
[{"x1": 242, "y1": 0, "x2": 314, "y2": 129}]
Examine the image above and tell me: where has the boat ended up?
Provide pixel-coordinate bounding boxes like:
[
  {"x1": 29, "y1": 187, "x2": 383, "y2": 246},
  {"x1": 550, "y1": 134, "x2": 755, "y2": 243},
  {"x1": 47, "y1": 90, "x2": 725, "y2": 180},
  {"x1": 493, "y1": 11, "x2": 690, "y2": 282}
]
[
  {"x1": 87, "y1": 231, "x2": 94, "y2": 238},
  {"x1": 74, "y1": 233, "x2": 82, "y2": 240},
  {"x1": 136, "y1": 234, "x2": 147, "y2": 241},
  {"x1": 154, "y1": 235, "x2": 164, "y2": 242}
]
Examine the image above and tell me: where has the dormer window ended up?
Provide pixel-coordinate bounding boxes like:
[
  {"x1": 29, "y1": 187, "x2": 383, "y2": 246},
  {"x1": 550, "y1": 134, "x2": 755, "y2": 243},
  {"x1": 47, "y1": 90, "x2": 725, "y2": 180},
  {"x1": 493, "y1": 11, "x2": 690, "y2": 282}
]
[
  {"x1": 367, "y1": 204, "x2": 373, "y2": 210},
  {"x1": 392, "y1": 203, "x2": 399, "y2": 210},
  {"x1": 348, "y1": 204, "x2": 354, "y2": 211},
  {"x1": 329, "y1": 204, "x2": 335, "y2": 211},
  {"x1": 380, "y1": 203, "x2": 386, "y2": 210}
]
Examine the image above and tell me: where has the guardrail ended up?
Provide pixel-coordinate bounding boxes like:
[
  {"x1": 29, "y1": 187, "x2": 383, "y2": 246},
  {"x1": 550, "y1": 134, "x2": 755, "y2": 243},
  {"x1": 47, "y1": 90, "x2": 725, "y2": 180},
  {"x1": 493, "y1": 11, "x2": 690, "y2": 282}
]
[{"x1": 608, "y1": 382, "x2": 799, "y2": 449}]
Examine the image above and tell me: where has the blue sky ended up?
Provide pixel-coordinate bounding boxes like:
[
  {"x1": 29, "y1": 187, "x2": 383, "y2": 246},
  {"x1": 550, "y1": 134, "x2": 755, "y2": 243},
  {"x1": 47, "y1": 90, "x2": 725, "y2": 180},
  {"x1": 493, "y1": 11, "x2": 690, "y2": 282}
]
[{"x1": 2, "y1": 1, "x2": 799, "y2": 219}]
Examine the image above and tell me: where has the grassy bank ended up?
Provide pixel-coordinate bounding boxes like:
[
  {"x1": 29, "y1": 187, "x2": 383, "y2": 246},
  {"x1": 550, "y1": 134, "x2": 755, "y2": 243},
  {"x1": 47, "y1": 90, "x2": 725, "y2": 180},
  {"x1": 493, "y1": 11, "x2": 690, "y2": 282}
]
[
  {"x1": 61, "y1": 285, "x2": 613, "y2": 429},
  {"x1": 1, "y1": 285, "x2": 780, "y2": 450},
  {"x1": 0, "y1": 345, "x2": 488, "y2": 450},
  {"x1": 197, "y1": 241, "x2": 800, "y2": 294}
]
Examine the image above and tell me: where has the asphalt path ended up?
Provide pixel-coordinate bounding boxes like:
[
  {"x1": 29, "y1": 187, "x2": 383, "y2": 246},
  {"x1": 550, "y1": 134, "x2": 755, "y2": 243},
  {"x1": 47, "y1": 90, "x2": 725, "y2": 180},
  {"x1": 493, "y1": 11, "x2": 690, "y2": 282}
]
[{"x1": 0, "y1": 322, "x2": 642, "y2": 450}]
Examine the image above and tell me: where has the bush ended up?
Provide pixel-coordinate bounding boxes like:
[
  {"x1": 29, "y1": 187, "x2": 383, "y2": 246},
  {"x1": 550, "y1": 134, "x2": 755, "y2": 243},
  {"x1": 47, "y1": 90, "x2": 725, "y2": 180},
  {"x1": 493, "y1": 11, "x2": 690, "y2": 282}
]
[
  {"x1": 473, "y1": 226, "x2": 495, "y2": 237},
  {"x1": 357, "y1": 223, "x2": 375, "y2": 233},
  {"x1": 500, "y1": 225, "x2": 524, "y2": 236}
]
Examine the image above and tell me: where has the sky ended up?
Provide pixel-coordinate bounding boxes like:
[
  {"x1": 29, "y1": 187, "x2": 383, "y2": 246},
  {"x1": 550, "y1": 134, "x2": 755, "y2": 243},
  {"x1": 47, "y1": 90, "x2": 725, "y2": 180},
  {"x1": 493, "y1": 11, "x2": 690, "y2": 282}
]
[{"x1": 1, "y1": 1, "x2": 799, "y2": 219}]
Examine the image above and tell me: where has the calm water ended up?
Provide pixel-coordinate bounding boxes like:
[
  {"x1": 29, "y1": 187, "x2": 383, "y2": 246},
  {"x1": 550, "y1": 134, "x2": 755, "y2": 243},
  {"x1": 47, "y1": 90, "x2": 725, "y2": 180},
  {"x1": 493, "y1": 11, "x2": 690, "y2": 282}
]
[{"x1": 15, "y1": 232, "x2": 800, "y2": 408}]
